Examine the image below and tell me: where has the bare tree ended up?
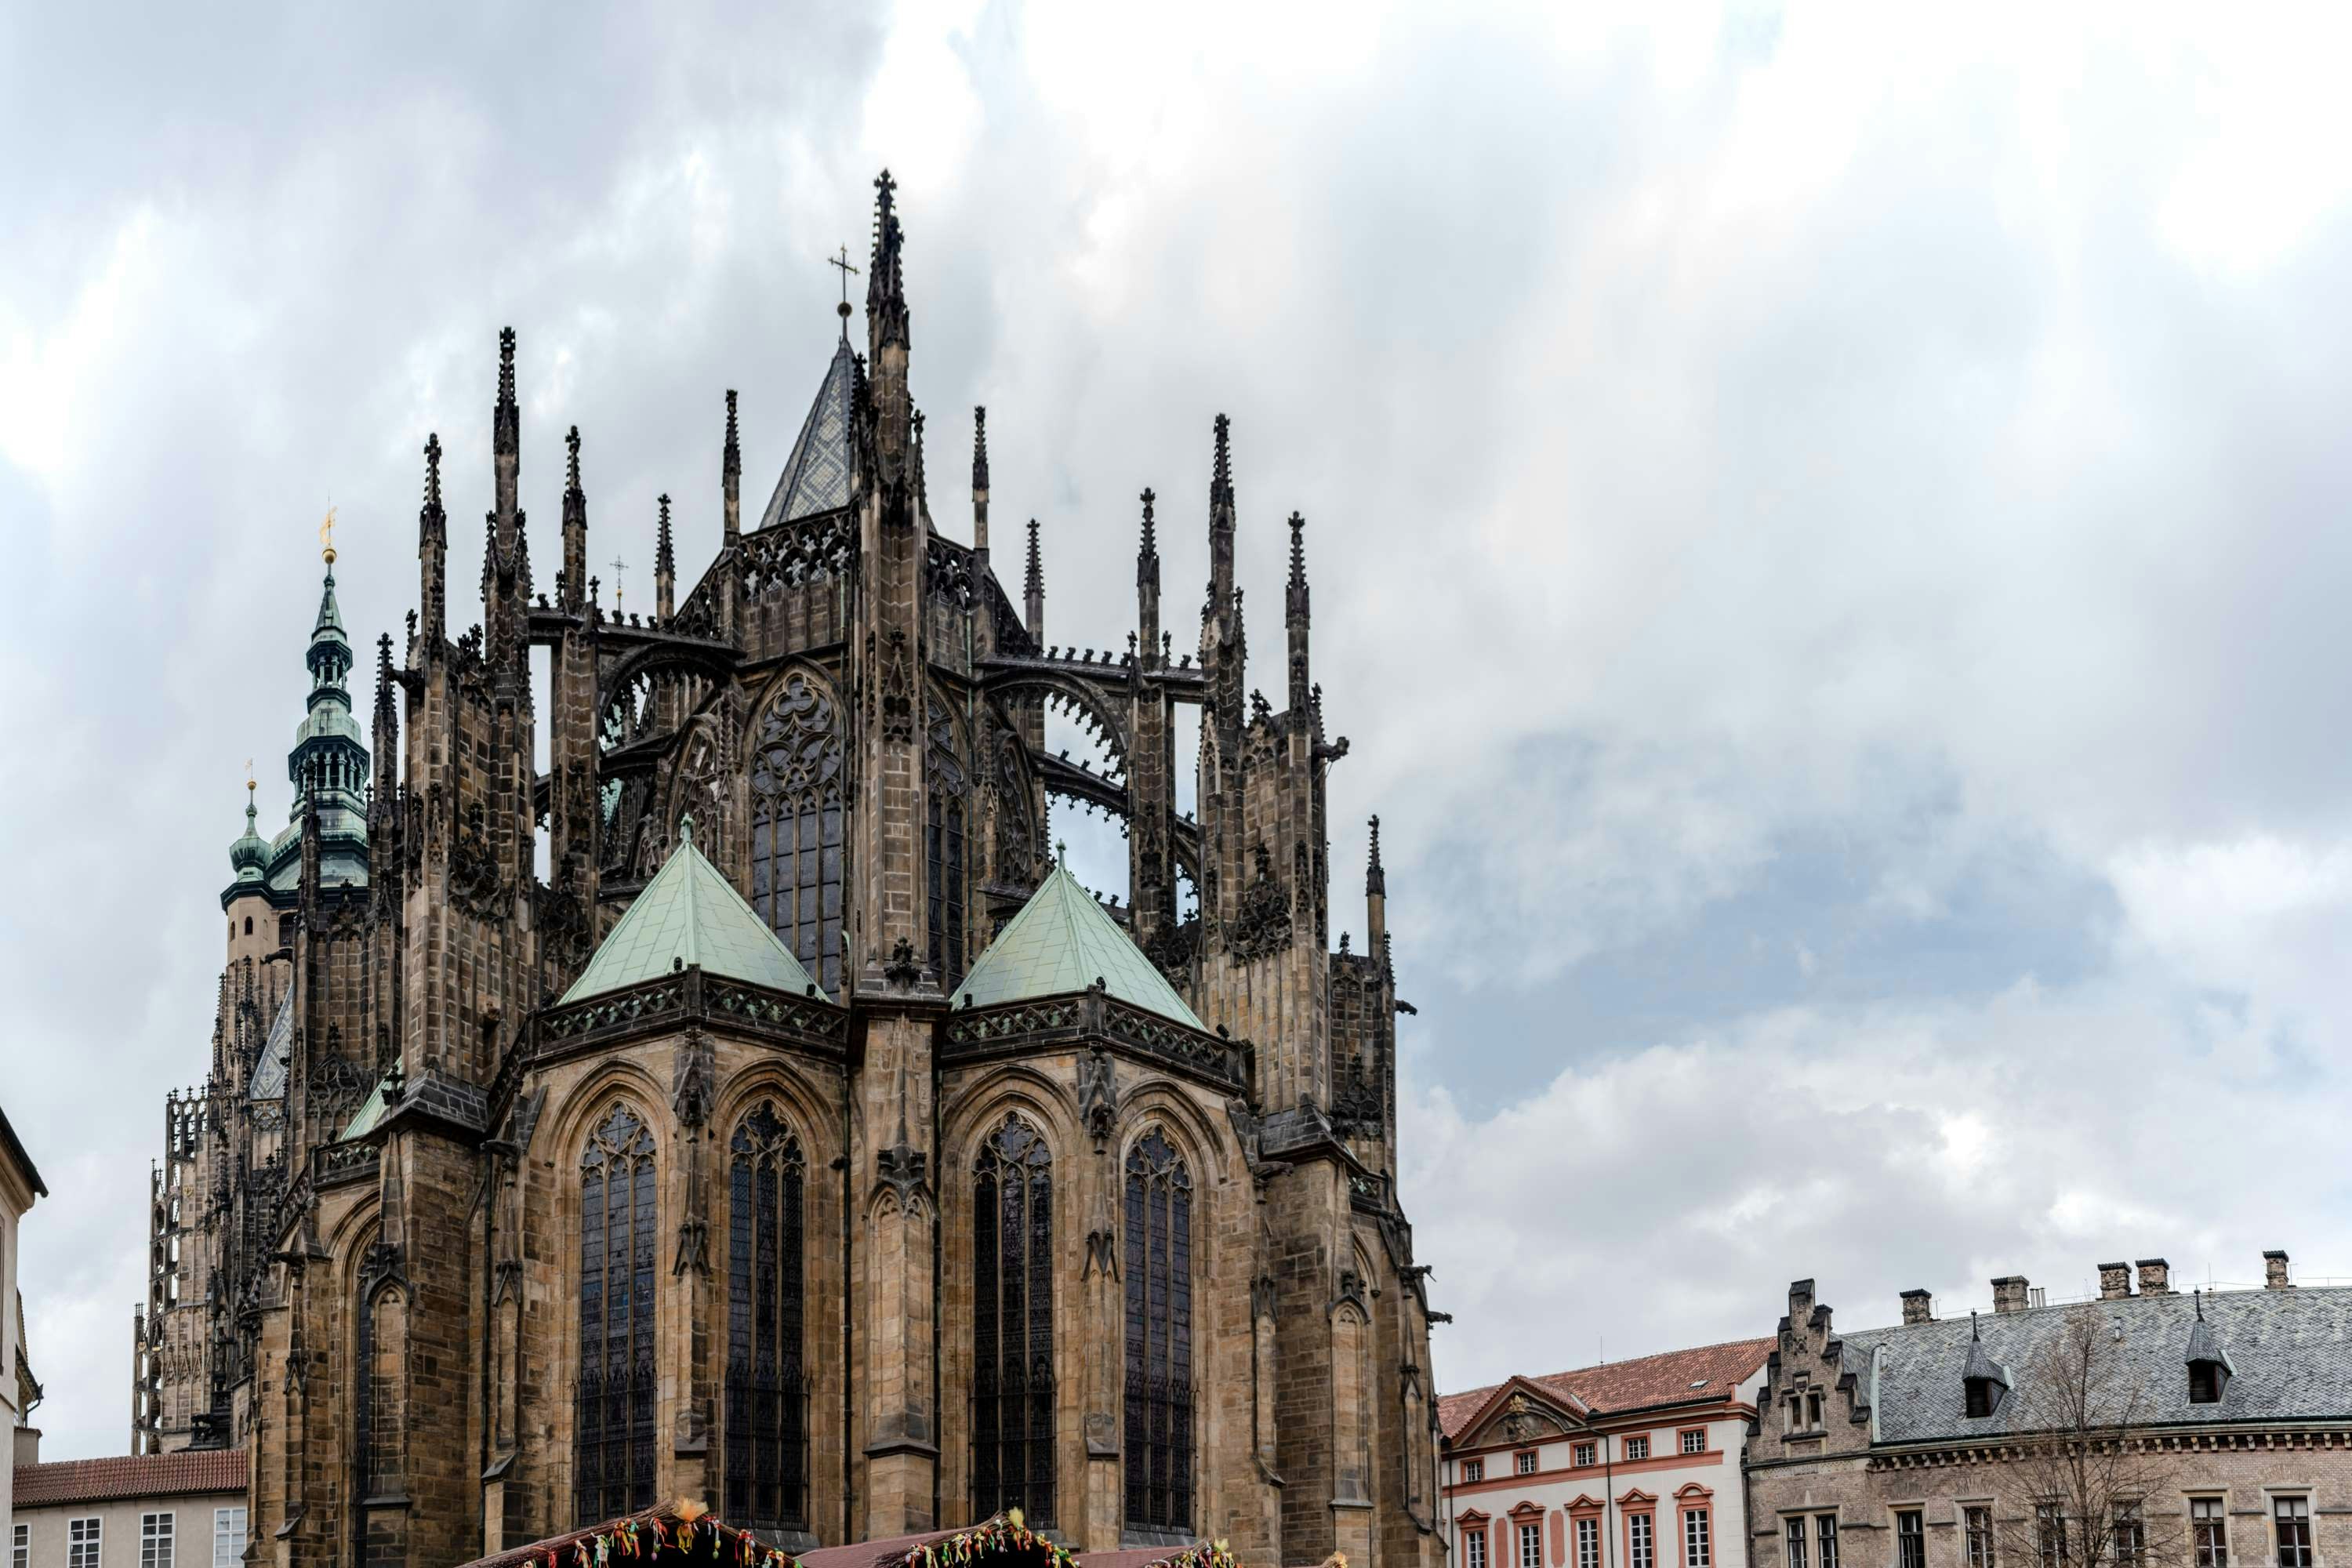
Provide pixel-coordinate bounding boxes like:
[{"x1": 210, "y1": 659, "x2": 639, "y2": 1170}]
[{"x1": 1991, "y1": 1310, "x2": 2185, "y2": 1568}]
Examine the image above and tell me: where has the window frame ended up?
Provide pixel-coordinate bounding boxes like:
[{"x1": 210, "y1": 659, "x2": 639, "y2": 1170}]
[
  {"x1": 2191, "y1": 1497, "x2": 2229, "y2": 1568},
  {"x1": 1681, "y1": 1503, "x2": 1713, "y2": 1568},
  {"x1": 1577, "y1": 1516, "x2": 1602, "y2": 1568},
  {"x1": 1624, "y1": 1434, "x2": 1651, "y2": 1461},
  {"x1": 1516, "y1": 1450, "x2": 1541, "y2": 1475},
  {"x1": 1573, "y1": 1441, "x2": 1598, "y2": 1468},
  {"x1": 1463, "y1": 1457, "x2": 1485, "y2": 1483},
  {"x1": 1520, "y1": 1522, "x2": 1544, "y2": 1568},
  {"x1": 13, "y1": 1523, "x2": 28, "y2": 1568},
  {"x1": 1895, "y1": 1511, "x2": 1924, "y2": 1568},
  {"x1": 2272, "y1": 1497, "x2": 2311, "y2": 1568},
  {"x1": 1465, "y1": 1529, "x2": 1488, "y2": 1568},
  {"x1": 141, "y1": 1512, "x2": 176, "y2": 1568},
  {"x1": 212, "y1": 1508, "x2": 248, "y2": 1568},
  {"x1": 70, "y1": 1519, "x2": 103, "y2": 1568},
  {"x1": 1679, "y1": 1427, "x2": 1708, "y2": 1456},
  {"x1": 1123, "y1": 1127, "x2": 1197, "y2": 1535},
  {"x1": 1628, "y1": 1511, "x2": 1656, "y2": 1568}
]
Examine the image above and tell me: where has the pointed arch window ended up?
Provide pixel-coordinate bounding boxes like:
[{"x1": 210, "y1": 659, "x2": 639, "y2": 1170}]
[
  {"x1": 973, "y1": 1114, "x2": 1055, "y2": 1526},
  {"x1": 927, "y1": 699, "x2": 969, "y2": 988},
  {"x1": 724, "y1": 1103, "x2": 808, "y2": 1534},
  {"x1": 750, "y1": 675, "x2": 846, "y2": 995},
  {"x1": 1123, "y1": 1130, "x2": 1194, "y2": 1535},
  {"x1": 575, "y1": 1104, "x2": 658, "y2": 1525}
]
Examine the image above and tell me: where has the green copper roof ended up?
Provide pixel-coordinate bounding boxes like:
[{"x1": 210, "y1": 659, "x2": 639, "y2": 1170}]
[
  {"x1": 950, "y1": 862, "x2": 1204, "y2": 1029},
  {"x1": 339, "y1": 1071, "x2": 393, "y2": 1141},
  {"x1": 560, "y1": 821, "x2": 827, "y2": 1004}
]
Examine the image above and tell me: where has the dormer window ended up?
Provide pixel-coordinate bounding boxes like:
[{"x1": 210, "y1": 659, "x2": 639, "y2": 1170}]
[
  {"x1": 1962, "y1": 1313, "x2": 2009, "y2": 1418},
  {"x1": 2184, "y1": 1290, "x2": 2232, "y2": 1404}
]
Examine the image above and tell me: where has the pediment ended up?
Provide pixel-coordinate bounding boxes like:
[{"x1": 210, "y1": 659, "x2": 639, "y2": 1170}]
[{"x1": 1459, "y1": 1377, "x2": 1591, "y2": 1450}]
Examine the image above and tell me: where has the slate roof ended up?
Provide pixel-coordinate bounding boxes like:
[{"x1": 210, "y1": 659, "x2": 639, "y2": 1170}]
[
  {"x1": 1837, "y1": 1285, "x2": 2352, "y2": 1446},
  {"x1": 560, "y1": 824, "x2": 826, "y2": 1004},
  {"x1": 756, "y1": 333, "x2": 855, "y2": 530},
  {"x1": 949, "y1": 864, "x2": 1204, "y2": 1029},
  {"x1": 0, "y1": 1102, "x2": 46, "y2": 1196},
  {"x1": 249, "y1": 985, "x2": 292, "y2": 1101},
  {"x1": 1440, "y1": 1338, "x2": 1774, "y2": 1440},
  {"x1": 14, "y1": 1448, "x2": 247, "y2": 1506}
]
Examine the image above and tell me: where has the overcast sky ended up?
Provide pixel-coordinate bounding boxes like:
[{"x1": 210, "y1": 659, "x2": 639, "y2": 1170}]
[{"x1": 9, "y1": 0, "x2": 2352, "y2": 1460}]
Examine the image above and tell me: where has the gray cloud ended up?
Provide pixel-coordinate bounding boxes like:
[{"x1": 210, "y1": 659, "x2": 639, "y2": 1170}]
[{"x1": 8, "y1": 0, "x2": 2352, "y2": 1456}]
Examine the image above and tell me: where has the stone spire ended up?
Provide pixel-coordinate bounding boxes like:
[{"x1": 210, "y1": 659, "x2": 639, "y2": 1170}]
[
  {"x1": 561, "y1": 425, "x2": 588, "y2": 614},
  {"x1": 1365, "y1": 814, "x2": 1387, "y2": 956},
  {"x1": 867, "y1": 168, "x2": 909, "y2": 353},
  {"x1": 419, "y1": 432, "x2": 447, "y2": 643},
  {"x1": 1137, "y1": 488, "x2": 1161, "y2": 672},
  {"x1": 971, "y1": 405, "x2": 989, "y2": 555},
  {"x1": 1024, "y1": 517, "x2": 1044, "y2": 641},
  {"x1": 722, "y1": 389, "x2": 741, "y2": 543},
  {"x1": 1286, "y1": 510, "x2": 1311, "y2": 713},
  {"x1": 655, "y1": 493, "x2": 676, "y2": 619}
]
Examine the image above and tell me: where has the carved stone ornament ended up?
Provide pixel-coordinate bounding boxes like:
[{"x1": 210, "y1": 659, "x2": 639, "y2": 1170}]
[
  {"x1": 1226, "y1": 841, "x2": 1294, "y2": 961},
  {"x1": 1077, "y1": 1048, "x2": 1116, "y2": 1145},
  {"x1": 1083, "y1": 1227, "x2": 1119, "y2": 1280},
  {"x1": 879, "y1": 629, "x2": 916, "y2": 744},
  {"x1": 883, "y1": 936, "x2": 922, "y2": 990},
  {"x1": 670, "y1": 1029, "x2": 715, "y2": 1130},
  {"x1": 877, "y1": 1140, "x2": 928, "y2": 1208}
]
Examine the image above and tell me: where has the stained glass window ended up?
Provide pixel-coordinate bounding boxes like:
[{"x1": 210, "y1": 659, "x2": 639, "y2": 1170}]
[
  {"x1": 973, "y1": 1114, "x2": 1055, "y2": 1526},
  {"x1": 575, "y1": 1104, "x2": 658, "y2": 1525},
  {"x1": 724, "y1": 1104, "x2": 808, "y2": 1534},
  {"x1": 1123, "y1": 1130, "x2": 1193, "y2": 1534},
  {"x1": 750, "y1": 676, "x2": 846, "y2": 995},
  {"x1": 927, "y1": 701, "x2": 968, "y2": 989}
]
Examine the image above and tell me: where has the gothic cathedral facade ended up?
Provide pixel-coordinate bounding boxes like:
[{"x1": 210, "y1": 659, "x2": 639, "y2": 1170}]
[{"x1": 136, "y1": 175, "x2": 1441, "y2": 1568}]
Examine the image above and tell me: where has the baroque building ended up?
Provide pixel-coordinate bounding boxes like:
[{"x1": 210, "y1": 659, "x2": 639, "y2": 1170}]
[{"x1": 135, "y1": 174, "x2": 1442, "y2": 1568}]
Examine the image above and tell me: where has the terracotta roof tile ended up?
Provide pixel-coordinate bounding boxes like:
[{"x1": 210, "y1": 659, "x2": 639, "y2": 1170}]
[
  {"x1": 13, "y1": 1450, "x2": 247, "y2": 1508},
  {"x1": 1440, "y1": 1338, "x2": 1775, "y2": 1441}
]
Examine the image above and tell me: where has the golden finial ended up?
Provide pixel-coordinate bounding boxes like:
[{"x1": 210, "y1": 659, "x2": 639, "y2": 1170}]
[{"x1": 320, "y1": 506, "x2": 337, "y2": 566}]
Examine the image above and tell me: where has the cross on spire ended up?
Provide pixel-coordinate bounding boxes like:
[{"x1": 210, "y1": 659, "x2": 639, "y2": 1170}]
[
  {"x1": 608, "y1": 555, "x2": 626, "y2": 612},
  {"x1": 829, "y1": 245, "x2": 860, "y2": 329}
]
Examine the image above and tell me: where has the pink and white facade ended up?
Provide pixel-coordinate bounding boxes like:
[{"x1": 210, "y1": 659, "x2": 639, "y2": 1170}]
[{"x1": 1439, "y1": 1341, "x2": 1773, "y2": 1568}]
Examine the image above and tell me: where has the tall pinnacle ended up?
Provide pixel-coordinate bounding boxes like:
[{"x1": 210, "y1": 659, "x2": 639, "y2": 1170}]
[
  {"x1": 1287, "y1": 511, "x2": 1310, "y2": 624},
  {"x1": 1141, "y1": 488, "x2": 1159, "y2": 559},
  {"x1": 1211, "y1": 412, "x2": 1233, "y2": 508},
  {"x1": 1367, "y1": 815, "x2": 1385, "y2": 897},
  {"x1": 565, "y1": 423, "x2": 583, "y2": 497},
  {"x1": 868, "y1": 168, "x2": 909, "y2": 350},
  {"x1": 422, "y1": 432, "x2": 444, "y2": 518},
  {"x1": 971, "y1": 405, "x2": 991, "y2": 553},
  {"x1": 722, "y1": 389, "x2": 742, "y2": 543},
  {"x1": 1025, "y1": 517, "x2": 1043, "y2": 601}
]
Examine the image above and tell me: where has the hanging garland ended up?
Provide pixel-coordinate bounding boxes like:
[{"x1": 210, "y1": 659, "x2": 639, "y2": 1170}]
[
  {"x1": 895, "y1": 1511, "x2": 1076, "y2": 1568},
  {"x1": 1152, "y1": 1544, "x2": 1241, "y2": 1568},
  {"x1": 539, "y1": 1505, "x2": 801, "y2": 1568}
]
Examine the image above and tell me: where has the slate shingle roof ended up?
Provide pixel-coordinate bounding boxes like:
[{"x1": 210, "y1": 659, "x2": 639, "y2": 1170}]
[
  {"x1": 1837, "y1": 1285, "x2": 2352, "y2": 1445},
  {"x1": 1439, "y1": 1338, "x2": 1775, "y2": 1441},
  {"x1": 14, "y1": 1448, "x2": 247, "y2": 1506},
  {"x1": 248, "y1": 985, "x2": 292, "y2": 1101},
  {"x1": 757, "y1": 334, "x2": 855, "y2": 531}
]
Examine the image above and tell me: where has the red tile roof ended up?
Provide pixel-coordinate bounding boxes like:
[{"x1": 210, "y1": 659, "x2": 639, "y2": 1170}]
[
  {"x1": 14, "y1": 1450, "x2": 247, "y2": 1508},
  {"x1": 1439, "y1": 1338, "x2": 1775, "y2": 1442}
]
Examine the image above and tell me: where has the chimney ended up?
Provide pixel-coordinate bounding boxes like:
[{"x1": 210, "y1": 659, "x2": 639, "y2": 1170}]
[
  {"x1": 2097, "y1": 1261, "x2": 2132, "y2": 1300},
  {"x1": 1991, "y1": 1276, "x2": 2030, "y2": 1315},
  {"x1": 14, "y1": 1425, "x2": 39, "y2": 1467},
  {"x1": 1900, "y1": 1289, "x2": 1935, "y2": 1326},
  {"x1": 2265, "y1": 1250, "x2": 2291, "y2": 1290},
  {"x1": 2136, "y1": 1258, "x2": 2172, "y2": 1296}
]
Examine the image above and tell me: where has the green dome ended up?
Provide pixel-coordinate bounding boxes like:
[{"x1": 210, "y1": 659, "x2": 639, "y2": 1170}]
[{"x1": 228, "y1": 787, "x2": 270, "y2": 882}]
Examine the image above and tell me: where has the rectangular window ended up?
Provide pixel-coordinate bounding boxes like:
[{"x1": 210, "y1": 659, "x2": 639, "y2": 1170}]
[
  {"x1": 1806, "y1": 1391, "x2": 1824, "y2": 1428},
  {"x1": 1682, "y1": 1428, "x2": 1707, "y2": 1455},
  {"x1": 2274, "y1": 1499, "x2": 2311, "y2": 1568},
  {"x1": 1685, "y1": 1511, "x2": 1712, "y2": 1568},
  {"x1": 1464, "y1": 1459, "x2": 1485, "y2": 1483},
  {"x1": 1574, "y1": 1442, "x2": 1597, "y2": 1468},
  {"x1": 1787, "y1": 1519, "x2": 1809, "y2": 1568},
  {"x1": 1467, "y1": 1530, "x2": 1489, "y2": 1568},
  {"x1": 1631, "y1": 1515, "x2": 1655, "y2": 1568},
  {"x1": 1817, "y1": 1514, "x2": 1839, "y2": 1568},
  {"x1": 1518, "y1": 1450, "x2": 1541, "y2": 1475},
  {"x1": 2112, "y1": 1503, "x2": 2143, "y2": 1568},
  {"x1": 213, "y1": 1509, "x2": 248, "y2": 1568},
  {"x1": 1966, "y1": 1507, "x2": 1996, "y2": 1568},
  {"x1": 13, "y1": 1524, "x2": 27, "y2": 1568},
  {"x1": 1579, "y1": 1519, "x2": 1601, "y2": 1568},
  {"x1": 1896, "y1": 1512, "x2": 1924, "y2": 1568},
  {"x1": 2193, "y1": 1500, "x2": 2228, "y2": 1568},
  {"x1": 1521, "y1": 1523, "x2": 1544, "y2": 1568},
  {"x1": 143, "y1": 1512, "x2": 175, "y2": 1568},
  {"x1": 2037, "y1": 1504, "x2": 2067, "y2": 1568},
  {"x1": 1624, "y1": 1435, "x2": 1650, "y2": 1461},
  {"x1": 71, "y1": 1520, "x2": 103, "y2": 1568}
]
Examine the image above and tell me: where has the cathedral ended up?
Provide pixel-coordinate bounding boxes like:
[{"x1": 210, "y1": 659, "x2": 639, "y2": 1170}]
[{"x1": 135, "y1": 173, "x2": 1441, "y2": 1568}]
